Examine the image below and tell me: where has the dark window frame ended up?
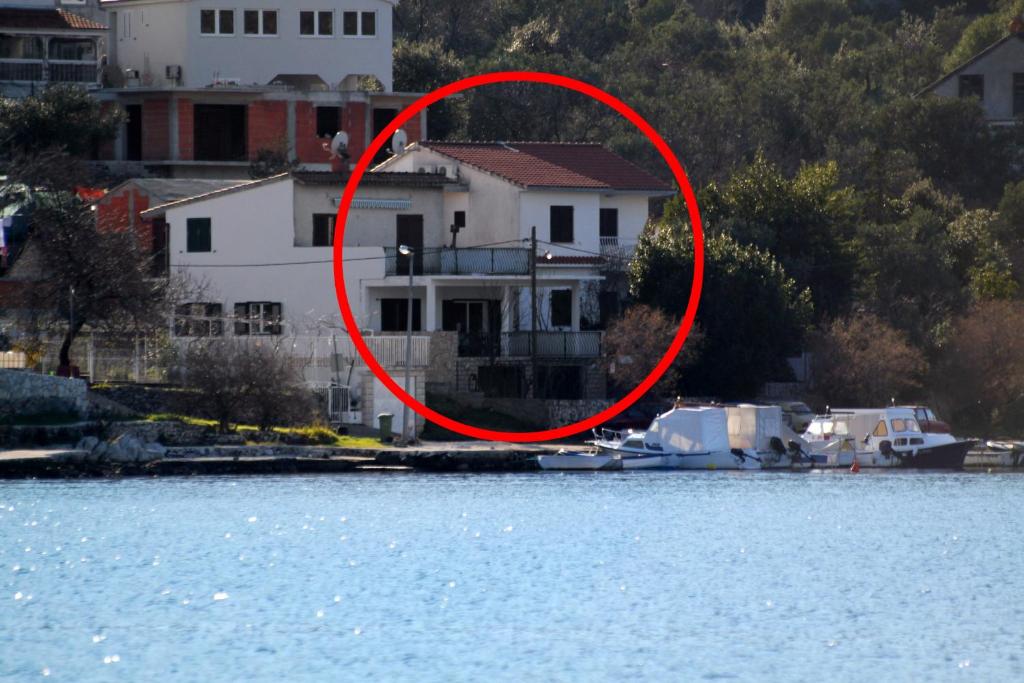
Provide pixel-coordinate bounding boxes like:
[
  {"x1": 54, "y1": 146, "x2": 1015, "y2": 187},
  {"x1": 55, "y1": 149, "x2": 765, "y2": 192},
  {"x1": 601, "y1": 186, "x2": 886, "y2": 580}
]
[
  {"x1": 312, "y1": 213, "x2": 335, "y2": 247},
  {"x1": 243, "y1": 9, "x2": 278, "y2": 36},
  {"x1": 315, "y1": 106, "x2": 340, "y2": 138},
  {"x1": 380, "y1": 298, "x2": 422, "y2": 332},
  {"x1": 550, "y1": 205, "x2": 574, "y2": 244},
  {"x1": 599, "y1": 208, "x2": 619, "y2": 239},
  {"x1": 174, "y1": 302, "x2": 224, "y2": 338},
  {"x1": 186, "y1": 217, "x2": 212, "y2": 253},
  {"x1": 958, "y1": 74, "x2": 984, "y2": 101},
  {"x1": 233, "y1": 301, "x2": 283, "y2": 336},
  {"x1": 550, "y1": 289, "x2": 572, "y2": 328}
]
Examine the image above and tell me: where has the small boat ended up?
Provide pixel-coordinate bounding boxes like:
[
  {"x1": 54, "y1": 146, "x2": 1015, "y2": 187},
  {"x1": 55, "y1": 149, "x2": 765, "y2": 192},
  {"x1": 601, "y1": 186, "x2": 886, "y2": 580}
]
[
  {"x1": 593, "y1": 406, "x2": 760, "y2": 470},
  {"x1": 803, "y1": 407, "x2": 974, "y2": 469},
  {"x1": 536, "y1": 449, "x2": 621, "y2": 471}
]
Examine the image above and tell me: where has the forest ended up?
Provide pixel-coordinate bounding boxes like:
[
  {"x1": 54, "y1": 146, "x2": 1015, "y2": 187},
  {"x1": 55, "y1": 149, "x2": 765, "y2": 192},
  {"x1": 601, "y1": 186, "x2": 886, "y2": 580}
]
[{"x1": 393, "y1": 0, "x2": 1024, "y2": 434}]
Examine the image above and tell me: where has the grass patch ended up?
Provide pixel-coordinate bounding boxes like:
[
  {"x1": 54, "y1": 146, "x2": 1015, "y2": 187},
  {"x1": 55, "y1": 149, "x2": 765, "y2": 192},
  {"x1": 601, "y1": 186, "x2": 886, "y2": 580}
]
[{"x1": 145, "y1": 413, "x2": 386, "y2": 448}]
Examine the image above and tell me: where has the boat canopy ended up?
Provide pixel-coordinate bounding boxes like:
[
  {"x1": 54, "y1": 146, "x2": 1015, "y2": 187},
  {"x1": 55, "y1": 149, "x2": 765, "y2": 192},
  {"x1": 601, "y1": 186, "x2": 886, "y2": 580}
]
[
  {"x1": 726, "y1": 404, "x2": 783, "y2": 451},
  {"x1": 649, "y1": 407, "x2": 730, "y2": 454}
]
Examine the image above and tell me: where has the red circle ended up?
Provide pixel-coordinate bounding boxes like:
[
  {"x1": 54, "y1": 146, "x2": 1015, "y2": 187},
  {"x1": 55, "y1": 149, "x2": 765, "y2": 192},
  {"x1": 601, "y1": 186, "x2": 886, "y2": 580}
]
[{"x1": 333, "y1": 71, "x2": 704, "y2": 443}]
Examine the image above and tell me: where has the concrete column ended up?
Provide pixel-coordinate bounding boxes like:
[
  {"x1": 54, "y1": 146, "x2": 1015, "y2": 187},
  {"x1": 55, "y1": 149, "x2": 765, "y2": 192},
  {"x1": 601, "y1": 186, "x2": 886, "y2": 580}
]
[
  {"x1": 169, "y1": 96, "x2": 179, "y2": 161},
  {"x1": 425, "y1": 280, "x2": 437, "y2": 331},
  {"x1": 571, "y1": 283, "x2": 581, "y2": 330},
  {"x1": 287, "y1": 100, "x2": 297, "y2": 160}
]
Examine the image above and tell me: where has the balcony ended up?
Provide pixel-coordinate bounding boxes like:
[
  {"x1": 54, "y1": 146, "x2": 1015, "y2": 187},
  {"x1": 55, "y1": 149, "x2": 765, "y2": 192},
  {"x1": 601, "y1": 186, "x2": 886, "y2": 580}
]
[
  {"x1": 0, "y1": 59, "x2": 97, "y2": 84},
  {"x1": 457, "y1": 331, "x2": 602, "y2": 359},
  {"x1": 384, "y1": 247, "x2": 530, "y2": 277},
  {"x1": 599, "y1": 236, "x2": 638, "y2": 259}
]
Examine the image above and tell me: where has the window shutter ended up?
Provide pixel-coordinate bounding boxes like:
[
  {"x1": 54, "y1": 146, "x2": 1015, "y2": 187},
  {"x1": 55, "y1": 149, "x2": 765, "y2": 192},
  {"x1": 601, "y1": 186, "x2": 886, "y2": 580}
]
[
  {"x1": 269, "y1": 303, "x2": 283, "y2": 335},
  {"x1": 234, "y1": 303, "x2": 249, "y2": 336},
  {"x1": 186, "y1": 218, "x2": 211, "y2": 253}
]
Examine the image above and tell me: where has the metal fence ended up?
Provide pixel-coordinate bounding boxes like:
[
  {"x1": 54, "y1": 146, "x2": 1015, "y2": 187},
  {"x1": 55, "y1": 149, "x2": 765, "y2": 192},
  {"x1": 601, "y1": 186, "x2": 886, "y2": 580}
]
[
  {"x1": 310, "y1": 384, "x2": 352, "y2": 425},
  {"x1": 456, "y1": 331, "x2": 602, "y2": 358},
  {"x1": 384, "y1": 247, "x2": 531, "y2": 276}
]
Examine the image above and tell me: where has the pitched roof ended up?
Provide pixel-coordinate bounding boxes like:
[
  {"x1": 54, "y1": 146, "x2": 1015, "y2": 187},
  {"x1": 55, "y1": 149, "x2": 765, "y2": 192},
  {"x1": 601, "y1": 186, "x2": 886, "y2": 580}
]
[
  {"x1": 295, "y1": 170, "x2": 457, "y2": 188},
  {"x1": 921, "y1": 33, "x2": 1024, "y2": 95},
  {"x1": 126, "y1": 178, "x2": 247, "y2": 203},
  {"x1": 0, "y1": 8, "x2": 107, "y2": 32},
  {"x1": 417, "y1": 141, "x2": 673, "y2": 192}
]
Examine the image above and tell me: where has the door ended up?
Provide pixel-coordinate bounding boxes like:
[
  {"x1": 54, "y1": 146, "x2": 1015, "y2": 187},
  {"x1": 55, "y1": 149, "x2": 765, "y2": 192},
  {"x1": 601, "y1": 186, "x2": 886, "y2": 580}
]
[
  {"x1": 125, "y1": 104, "x2": 142, "y2": 161},
  {"x1": 395, "y1": 214, "x2": 423, "y2": 275},
  {"x1": 443, "y1": 300, "x2": 501, "y2": 355}
]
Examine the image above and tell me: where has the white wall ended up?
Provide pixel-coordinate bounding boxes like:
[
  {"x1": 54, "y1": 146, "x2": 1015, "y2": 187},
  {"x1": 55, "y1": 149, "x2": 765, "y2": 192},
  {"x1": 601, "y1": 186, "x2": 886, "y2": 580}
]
[
  {"x1": 599, "y1": 194, "x2": 649, "y2": 245},
  {"x1": 108, "y1": 0, "x2": 394, "y2": 90},
  {"x1": 520, "y1": 190, "x2": 601, "y2": 256},
  {"x1": 931, "y1": 37, "x2": 1024, "y2": 121}
]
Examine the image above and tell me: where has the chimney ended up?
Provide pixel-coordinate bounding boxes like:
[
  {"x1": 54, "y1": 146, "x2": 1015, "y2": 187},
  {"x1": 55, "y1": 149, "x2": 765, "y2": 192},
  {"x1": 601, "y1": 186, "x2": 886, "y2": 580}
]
[{"x1": 1011, "y1": 15, "x2": 1024, "y2": 35}]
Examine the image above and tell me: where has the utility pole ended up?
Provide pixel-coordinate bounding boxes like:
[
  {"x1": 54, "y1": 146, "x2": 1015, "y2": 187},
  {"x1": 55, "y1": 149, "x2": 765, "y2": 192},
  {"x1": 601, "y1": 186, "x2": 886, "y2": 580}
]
[
  {"x1": 530, "y1": 225, "x2": 538, "y2": 399},
  {"x1": 403, "y1": 248, "x2": 414, "y2": 444}
]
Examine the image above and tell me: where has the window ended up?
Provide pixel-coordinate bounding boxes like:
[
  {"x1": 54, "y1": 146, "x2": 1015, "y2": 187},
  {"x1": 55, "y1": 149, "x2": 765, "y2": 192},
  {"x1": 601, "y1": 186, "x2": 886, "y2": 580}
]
[
  {"x1": 48, "y1": 38, "x2": 95, "y2": 61},
  {"x1": 234, "y1": 302, "x2": 283, "y2": 336},
  {"x1": 244, "y1": 10, "x2": 277, "y2": 36},
  {"x1": 186, "y1": 218, "x2": 211, "y2": 253},
  {"x1": 200, "y1": 9, "x2": 234, "y2": 35},
  {"x1": 193, "y1": 104, "x2": 247, "y2": 161},
  {"x1": 316, "y1": 106, "x2": 340, "y2": 137},
  {"x1": 300, "y1": 10, "x2": 333, "y2": 36},
  {"x1": 550, "y1": 205, "x2": 574, "y2": 243},
  {"x1": 891, "y1": 419, "x2": 906, "y2": 433},
  {"x1": 872, "y1": 420, "x2": 888, "y2": 437},
  {"x1": 174, "y1": 303, "x2": 223, "y2": 337},
  {"x1": 342, "y1": 10, "x2": 376, "y2": 36},
  {"x1": 380, "y1": 298, "x2": 421, "y2": 332},
  {"x1": 0, "y1": 36, "x2": 44, "y2": 60},
  {"x1": 453, "y1": 211, "x2": 466, "y2": 230},
  {"x1": 1015, "y1": 73, "x2": 1024, "y2": 116},
  {"x1": 550, "y1": 289, "x2": 572, "y2": 328},
  {"x1": 958, "y1": 74, "x2": 983, "y2": 100},
  {"x1": 599, "y1": 208, "x2": 619, "y2": 244},
  {"x1": 312, "y1": 214, "x2": 335, "y2": 247}
]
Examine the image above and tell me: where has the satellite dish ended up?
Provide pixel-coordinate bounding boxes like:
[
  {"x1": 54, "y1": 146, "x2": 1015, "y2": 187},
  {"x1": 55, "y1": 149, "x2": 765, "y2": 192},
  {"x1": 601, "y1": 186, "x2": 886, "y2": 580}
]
[
  {"x1": 391, "y1": 129, "x2": 409, "y2": 155},
  {"x1": 330, "y1": 131, "x2": 350, "y2": 158}
]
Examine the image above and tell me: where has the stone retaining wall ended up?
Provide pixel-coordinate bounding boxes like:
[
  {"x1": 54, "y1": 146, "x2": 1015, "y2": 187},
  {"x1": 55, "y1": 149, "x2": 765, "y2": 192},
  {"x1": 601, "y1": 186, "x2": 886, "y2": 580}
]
[{"x1": 0, "y1": 370, "x2": 88, "y2": 419}]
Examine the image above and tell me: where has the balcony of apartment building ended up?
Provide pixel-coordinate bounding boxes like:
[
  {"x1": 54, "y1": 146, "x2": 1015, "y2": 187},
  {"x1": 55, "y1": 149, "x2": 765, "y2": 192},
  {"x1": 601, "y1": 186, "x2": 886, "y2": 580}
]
[{"x1": 0, "y1": 34, "x2": 100, "y2": 86}]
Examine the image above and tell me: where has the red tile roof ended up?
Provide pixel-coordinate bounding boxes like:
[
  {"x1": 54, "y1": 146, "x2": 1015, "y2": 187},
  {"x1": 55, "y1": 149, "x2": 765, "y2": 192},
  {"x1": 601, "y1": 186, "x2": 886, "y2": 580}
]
[
  {"x1": 0, "y1": 8, "x2": 107, "y2": 32},
  {"x1": 420, "y1": 142, "x2": 673, "y2": 192}
]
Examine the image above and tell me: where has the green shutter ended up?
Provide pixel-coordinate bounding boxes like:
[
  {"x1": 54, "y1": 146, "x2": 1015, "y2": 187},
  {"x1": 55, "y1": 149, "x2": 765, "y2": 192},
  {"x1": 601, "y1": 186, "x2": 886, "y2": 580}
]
[{"x1": 186, "y1": 218, "x2": 212, "y2": 252}]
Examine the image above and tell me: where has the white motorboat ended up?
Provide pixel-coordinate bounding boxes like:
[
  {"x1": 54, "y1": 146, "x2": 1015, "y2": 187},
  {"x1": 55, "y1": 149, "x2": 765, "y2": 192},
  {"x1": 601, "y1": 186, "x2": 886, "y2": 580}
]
[
  {"x1": 803, "y1": 407, "x2": 974, "y2": 468},
  {"x1": 593, "y1": 406, "x2": 760, "y2": 470},
  {"x1": 536, "y1": 450, "x2": 620, "y2": 471}
]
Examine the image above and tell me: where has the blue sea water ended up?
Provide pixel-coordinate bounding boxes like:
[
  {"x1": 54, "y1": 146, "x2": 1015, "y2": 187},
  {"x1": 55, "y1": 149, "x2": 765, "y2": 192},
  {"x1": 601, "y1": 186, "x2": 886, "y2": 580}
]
[{"x1": 0, "y1": 471, "x2": 1022, "y2": 682}]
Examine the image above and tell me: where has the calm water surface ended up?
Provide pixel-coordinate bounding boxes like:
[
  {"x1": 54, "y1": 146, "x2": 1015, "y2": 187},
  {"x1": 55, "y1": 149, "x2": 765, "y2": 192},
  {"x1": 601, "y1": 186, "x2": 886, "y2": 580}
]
[{"x1": 1, "y1": 471, "x2": 1022, "y2": 681}]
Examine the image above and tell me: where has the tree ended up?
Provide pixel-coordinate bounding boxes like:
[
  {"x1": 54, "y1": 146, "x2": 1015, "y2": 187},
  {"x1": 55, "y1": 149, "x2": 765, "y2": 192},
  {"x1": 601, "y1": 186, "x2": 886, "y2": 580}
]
[
  {"x1": 22, "y1": 194, "x2": 170, "y2": 369},
  {"x1": 630, "y1": 219, "x2": 812, "y2": 399},
  {"x1": 602, "y1": 304, "x2": 703, "y2": 400},
  {"x1": 934, "y1": 301, "x2": 1024, "y2": 436},
  {"x1": 182, "y1": 339, "x2": 318, "y2": 432},
  {"x1": 808, "y1": 312, "x2": 928, "y2": 407},
  {"x1": 0, "y1": 84, "x2": 122, "y2": 161}
]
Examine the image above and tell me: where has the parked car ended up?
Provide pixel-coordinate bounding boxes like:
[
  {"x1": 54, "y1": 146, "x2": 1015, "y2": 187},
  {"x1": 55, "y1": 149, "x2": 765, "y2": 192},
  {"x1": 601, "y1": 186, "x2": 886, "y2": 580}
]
[{"x1": 774, "y1": 401, "x2": 815, "y2": 433}]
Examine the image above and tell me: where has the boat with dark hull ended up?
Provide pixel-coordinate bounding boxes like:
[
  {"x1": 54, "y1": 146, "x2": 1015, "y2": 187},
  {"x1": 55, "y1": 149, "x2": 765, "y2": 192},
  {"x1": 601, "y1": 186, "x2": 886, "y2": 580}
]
[{"x1": 804, "y1": 407, "x2": 973, "y2": 469}]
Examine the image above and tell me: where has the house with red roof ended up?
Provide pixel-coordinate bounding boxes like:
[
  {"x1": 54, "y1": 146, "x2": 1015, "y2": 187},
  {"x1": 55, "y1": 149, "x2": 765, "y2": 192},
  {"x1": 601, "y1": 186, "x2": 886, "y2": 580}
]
[{"x1": 0, "y1": 3, "x2": 108, "y2": 98}]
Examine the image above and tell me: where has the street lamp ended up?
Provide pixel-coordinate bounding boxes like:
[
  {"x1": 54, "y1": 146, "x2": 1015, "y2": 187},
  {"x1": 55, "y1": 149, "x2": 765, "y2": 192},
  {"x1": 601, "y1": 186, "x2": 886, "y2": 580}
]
[{"x1": 398, "y1": 243, "x2": 415, "y2": 445}]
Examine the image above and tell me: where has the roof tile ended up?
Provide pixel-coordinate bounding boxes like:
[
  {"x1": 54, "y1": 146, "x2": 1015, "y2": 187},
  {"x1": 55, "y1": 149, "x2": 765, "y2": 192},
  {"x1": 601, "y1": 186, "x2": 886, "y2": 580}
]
[
  {"x1": 419, "y1": 142, "x2": 672, "y2": 192},
  {"x1": 0, "y1": 8, "x2": 107, "y2": 31}
]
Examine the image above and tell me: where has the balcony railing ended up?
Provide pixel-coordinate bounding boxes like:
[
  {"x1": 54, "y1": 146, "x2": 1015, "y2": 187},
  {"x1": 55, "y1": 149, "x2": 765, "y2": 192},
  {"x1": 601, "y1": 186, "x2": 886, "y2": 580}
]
[
  {"x1": 0, "y1": 59, "x2": 97, "y2": 84},
  {"x1": 384, "y1": 247, "x2": 530, "y2": 276},
  {"x1": 599, "y1": 236, "x2": 638, "y2": 258},
  {"x1": 457, "y1": 331, "x2": 602, "y2": 359}
]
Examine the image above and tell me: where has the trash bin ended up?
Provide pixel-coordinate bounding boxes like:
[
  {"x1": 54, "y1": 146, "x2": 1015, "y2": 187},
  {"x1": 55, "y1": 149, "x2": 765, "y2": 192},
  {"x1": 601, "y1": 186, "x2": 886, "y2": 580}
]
[{"x1": 377, "y1": 413, "x2": 394, "y2": 443}]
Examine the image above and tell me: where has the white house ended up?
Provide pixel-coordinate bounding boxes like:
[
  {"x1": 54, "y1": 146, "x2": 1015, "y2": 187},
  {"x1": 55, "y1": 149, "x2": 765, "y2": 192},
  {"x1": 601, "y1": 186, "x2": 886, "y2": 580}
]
[
  {"x1": 101, "y1": 0, "x2": 395, "y2": 91},
  {"x1": 923, "y1": 20, "x2": 1024, "y2": 125},
  {"x1": 94, "y1": 0, "x2": 425, "y2": 178}
]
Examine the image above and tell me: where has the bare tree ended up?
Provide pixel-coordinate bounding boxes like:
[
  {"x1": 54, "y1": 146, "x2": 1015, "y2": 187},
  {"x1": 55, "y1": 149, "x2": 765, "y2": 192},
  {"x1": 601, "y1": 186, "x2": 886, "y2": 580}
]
[
  {"x1": 182, "y1": 338, "x2": 318, "y2": 432},
  {"x1": 603, "y1": 304, "x2": 703, "y2": 400},
  {"x1": 808, "y1": 312, "x2": 927, "y2": 407}
]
